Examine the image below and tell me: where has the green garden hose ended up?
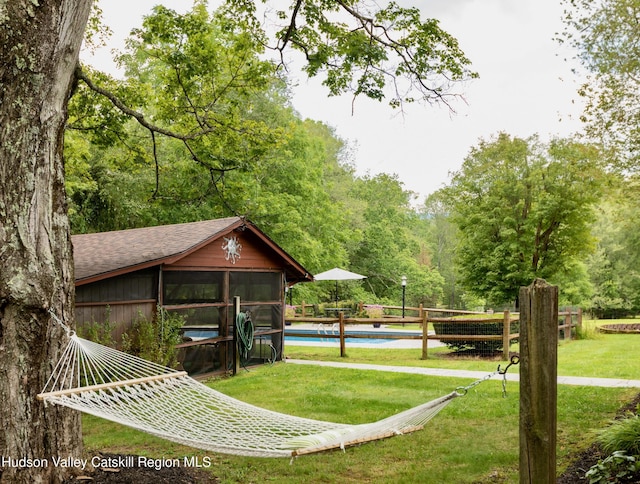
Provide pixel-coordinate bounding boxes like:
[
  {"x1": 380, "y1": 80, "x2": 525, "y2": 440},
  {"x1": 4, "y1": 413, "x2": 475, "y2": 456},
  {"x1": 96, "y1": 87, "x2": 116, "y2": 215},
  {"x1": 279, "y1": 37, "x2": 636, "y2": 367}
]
[{"x1": 236, "y1": 311, "x2": 254, "y2": 361}]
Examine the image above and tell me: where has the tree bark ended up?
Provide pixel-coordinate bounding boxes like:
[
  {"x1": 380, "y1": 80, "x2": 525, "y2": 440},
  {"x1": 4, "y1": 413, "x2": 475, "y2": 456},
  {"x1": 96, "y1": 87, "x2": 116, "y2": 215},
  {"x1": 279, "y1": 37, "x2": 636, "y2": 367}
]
[{"x1": 0, "y1": 1, "x2": 92, "y2": 482}]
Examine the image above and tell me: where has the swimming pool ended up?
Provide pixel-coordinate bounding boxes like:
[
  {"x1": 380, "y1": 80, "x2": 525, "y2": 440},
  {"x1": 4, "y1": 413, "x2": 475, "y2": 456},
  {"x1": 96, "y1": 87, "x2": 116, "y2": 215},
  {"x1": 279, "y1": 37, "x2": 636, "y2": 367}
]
[{"x1": 285, "y1": 335, "x2": 391, "y2": 345}]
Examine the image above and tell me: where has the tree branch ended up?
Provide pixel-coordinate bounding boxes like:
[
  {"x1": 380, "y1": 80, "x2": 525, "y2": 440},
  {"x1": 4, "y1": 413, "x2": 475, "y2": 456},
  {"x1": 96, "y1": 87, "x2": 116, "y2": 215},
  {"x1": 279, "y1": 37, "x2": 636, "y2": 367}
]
[
  {"x1": 278, "y1": 0, "x2": 303, "y2": 54},
  {"x1": 75, "y1": 67, "x2": 218, "y2": 141}
]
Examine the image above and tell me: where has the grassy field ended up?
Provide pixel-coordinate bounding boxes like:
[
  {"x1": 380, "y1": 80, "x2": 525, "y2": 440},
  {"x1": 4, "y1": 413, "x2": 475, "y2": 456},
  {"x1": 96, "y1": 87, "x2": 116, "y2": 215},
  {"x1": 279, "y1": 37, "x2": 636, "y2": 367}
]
[{"x1": 81, "y1": 319, "x2": 640, "y2": 483}]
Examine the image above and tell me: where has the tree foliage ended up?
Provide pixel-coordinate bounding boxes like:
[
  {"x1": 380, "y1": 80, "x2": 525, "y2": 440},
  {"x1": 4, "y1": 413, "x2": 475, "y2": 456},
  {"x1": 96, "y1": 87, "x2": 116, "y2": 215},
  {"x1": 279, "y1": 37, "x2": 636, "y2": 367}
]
[
  {"x1": 348, "y1": 174, "x2": 444, "y2": 306},
  {"x1": 560, "y1": 0, "x2": 640, "y2": 169},
  {"x1": 66, "y1": 6, "x2": 353, "y2": 271},
  {"x1": 225, "y1": 0, "x2": 477, "y2": 109},
  {"x1": 446, "y1": 133, "x2": 603, "y2": 306},
  {"x1": 560, "y1": 0, "x2": 640, "y2": 313},
  {"x1": 63, "y1": 2, "x2": 452, "y2": 309},
  {"x1": 422, "y1": 190, "x2": 464, "y2": 308},
  {"x1": 586, "y1": 176, "x2": 640, "y2": 316},
  {"x1": 68, "y1": 3, "x2": 283, "y2": 205}
]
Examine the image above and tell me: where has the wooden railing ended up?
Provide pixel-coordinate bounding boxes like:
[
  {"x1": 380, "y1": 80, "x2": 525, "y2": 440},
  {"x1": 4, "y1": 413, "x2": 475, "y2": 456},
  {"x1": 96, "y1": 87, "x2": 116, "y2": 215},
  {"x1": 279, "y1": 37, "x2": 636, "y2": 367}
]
[
  {"x1": 285, "y1": 306, "x2": 582, "y2": 360},
  {"x1": 285, "y1": 312, "x2": 430, "y2": 358}
]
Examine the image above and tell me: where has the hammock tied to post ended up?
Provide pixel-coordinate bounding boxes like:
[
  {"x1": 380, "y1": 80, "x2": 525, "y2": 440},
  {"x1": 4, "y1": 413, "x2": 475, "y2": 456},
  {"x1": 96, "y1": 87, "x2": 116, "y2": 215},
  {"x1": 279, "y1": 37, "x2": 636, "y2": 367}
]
[{"x1": 38, "y1": 314, "x2": 513, "y2": 459}]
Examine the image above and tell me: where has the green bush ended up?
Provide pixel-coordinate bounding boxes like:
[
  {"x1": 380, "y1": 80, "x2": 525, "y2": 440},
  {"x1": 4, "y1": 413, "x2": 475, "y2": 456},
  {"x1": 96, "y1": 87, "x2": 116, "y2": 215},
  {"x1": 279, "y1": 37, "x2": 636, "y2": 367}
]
[
  {"x1": 363, "y1": 304, "x2": 384, "y2": 318},
  {"x1": 585, "y1": 451, "x2": 640, "y2": 483},
  {"x1": 432, "y1": 320, "x2": 520, "y2": 353},
  {"x1": 586, "y1": 412, "x2": 640, "y2": 483},
  {"x1": 597, "y1": 413, "x2": 640, "y2": 456},
  {"x1": 121, "y1": 307, "x2": 185, "y2": 368},
  {"x1": 76, "y1": 307, "x2": 115, "y2": 347},
  {"x1": 574, "y1": 324, "x2": 602, "y2": 340}
]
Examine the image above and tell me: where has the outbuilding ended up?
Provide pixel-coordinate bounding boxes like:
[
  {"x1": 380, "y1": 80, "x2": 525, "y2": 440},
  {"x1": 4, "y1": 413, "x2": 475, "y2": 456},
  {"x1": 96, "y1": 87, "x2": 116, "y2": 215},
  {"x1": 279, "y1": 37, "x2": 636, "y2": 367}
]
[{"x1": 73, "y1": 216, "x2": 312, "y2": 375}]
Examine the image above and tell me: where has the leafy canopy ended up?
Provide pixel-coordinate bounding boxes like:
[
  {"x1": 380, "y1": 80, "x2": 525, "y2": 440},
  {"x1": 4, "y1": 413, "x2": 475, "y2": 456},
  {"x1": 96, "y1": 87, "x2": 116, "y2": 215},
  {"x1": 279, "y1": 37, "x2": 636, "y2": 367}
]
[
  {"x1": 586, "y1": 175, "x2": 640, "y2": 316},
  {"x1": 66, "y1": 1, "x2": 463, "y2": 307},
  {"x1": 560, "y1": 0, "x2": 640, "y2": 169},
  {"x1": 224, "y1": 0, "x2": 478, "y2": 110},
  {"x1": 67, "y1": 4, "x2": 359, "y2": 272},
  {"x1": 446, "y1": 133, "x2": 604, "y2": 306}
]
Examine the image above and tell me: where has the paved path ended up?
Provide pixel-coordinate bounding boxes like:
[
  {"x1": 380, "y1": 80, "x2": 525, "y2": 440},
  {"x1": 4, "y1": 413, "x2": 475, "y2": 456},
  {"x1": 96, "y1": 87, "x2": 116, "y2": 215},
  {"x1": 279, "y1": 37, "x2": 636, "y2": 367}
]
[{"x1": 286, "y1": 359, "x2": 640, "y2": 388}]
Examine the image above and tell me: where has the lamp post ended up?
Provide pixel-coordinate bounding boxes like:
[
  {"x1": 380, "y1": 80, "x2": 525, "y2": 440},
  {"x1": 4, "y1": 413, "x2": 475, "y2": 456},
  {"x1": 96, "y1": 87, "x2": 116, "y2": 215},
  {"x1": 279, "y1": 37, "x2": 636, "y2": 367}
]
[{"x1": 401, "y1": 275, "x2": 407, "y2": 320}]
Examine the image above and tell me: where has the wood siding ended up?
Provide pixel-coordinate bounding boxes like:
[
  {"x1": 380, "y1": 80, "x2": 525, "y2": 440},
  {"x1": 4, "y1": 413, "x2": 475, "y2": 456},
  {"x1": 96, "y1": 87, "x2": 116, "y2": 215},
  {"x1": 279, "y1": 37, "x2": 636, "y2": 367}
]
[
  {"x1": 75, "y1": 301, "x2": 155, "y2": 343},
  {"x1": 168, "y1": 231, "x2": 283, "y2": 270},
  {"x1": 73, "y1": 225, "x2": 294, "y2": 371}
]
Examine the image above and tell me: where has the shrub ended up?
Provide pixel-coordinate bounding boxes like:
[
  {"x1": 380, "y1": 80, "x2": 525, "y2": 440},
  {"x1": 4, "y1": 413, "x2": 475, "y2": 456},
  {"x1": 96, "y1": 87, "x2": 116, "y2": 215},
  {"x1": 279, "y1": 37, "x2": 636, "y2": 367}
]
[
  {"x1": 574, "y1": 324, "x2": 602, "y2": 340},
  {"x1": 433, "y1": 319, "x2": 519, "y2": 353},
  {"x1": 285, "y1": 305, "x2": 296, "y2": 319},
  {"x1": 586, "y1": 413, "x2": 640, "y2": 483},
  {"x1": 597, "y1": 413, "x2": 640, "y2": 456},
  {"x1": 585, "y1": 451, "x2": 640, "y2": 483},
  {"x1": 363, "y1": 304, "x2": 384, "y2": 318},
  {"x1": 76, "y1": 307, "x2": 115, "y2": 347},
  {"x1": 121, "y1": 307, "x2": 185, "y2": 368}
]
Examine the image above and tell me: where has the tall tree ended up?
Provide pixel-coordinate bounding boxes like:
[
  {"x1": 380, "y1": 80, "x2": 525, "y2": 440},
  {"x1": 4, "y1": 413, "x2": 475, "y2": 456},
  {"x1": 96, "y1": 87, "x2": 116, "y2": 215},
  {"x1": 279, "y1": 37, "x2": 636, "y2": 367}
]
[
  {"x1": 560, "y1": 0, "x2": 640, "y2": 169},
  {"x1": 0, "y1": 1, "x2": 474, "y2": 481},
  {"x1": 587, "y1": 176, "x2": 640, "y2": 316},
  {"x1": 66, "y1": 18, "x2": 355, "y2": 269},
  {"x1": 349, "y1": 174, "x2": 444, "y2": 305},
  {"x1": 422, "y1": 191, "x2": 461, "y2": 308},
  {"x1": 0, "y1": 1, "x2": 92, "y2": 482},
  {"x1": 447, "y1": 133, "x2": 603, "y2": 306}
]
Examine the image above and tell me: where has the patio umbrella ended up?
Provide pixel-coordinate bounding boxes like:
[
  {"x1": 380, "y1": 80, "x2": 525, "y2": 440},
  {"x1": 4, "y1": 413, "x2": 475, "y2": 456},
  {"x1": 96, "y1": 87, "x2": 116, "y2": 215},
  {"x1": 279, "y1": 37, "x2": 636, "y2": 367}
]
[{"x1": 314, "y1": 267, "x2": 366, "y2": 307}]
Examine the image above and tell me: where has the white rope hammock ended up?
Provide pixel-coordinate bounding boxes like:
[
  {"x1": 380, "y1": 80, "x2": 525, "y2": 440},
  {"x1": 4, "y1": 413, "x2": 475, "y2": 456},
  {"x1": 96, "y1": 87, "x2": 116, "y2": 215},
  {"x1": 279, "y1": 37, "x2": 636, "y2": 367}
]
[{"x1": 38, "y1": 333, "x2": 461, "y2": 458}]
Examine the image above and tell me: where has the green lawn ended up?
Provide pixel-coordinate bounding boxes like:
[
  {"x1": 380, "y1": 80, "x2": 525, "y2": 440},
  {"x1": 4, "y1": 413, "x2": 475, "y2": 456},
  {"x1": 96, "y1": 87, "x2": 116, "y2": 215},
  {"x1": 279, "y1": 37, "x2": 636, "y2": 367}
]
[
  {"x1": 80, "y1": 322, "x2": 640, "y2": 483},
  {"x1": 285, "y1": 318, "x2": 640, "y2": 379}
]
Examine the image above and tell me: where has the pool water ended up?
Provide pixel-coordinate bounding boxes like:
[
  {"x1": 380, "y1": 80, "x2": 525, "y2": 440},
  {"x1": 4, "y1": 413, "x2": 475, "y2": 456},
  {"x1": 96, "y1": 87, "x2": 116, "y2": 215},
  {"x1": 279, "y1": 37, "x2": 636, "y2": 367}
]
[
  {"x1": 285, "y1": 335, "x2": 390, "y2": 345},
  {"x1": 284, "y1": 329, "x2": 422, "y2": 346}
]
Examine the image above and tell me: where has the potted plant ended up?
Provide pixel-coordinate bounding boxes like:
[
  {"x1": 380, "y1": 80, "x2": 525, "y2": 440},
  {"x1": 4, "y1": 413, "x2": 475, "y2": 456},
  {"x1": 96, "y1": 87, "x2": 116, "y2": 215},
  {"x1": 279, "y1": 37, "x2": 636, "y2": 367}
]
[{"x1": 364, "y1": 304, "x2": 384, "y2": 327}]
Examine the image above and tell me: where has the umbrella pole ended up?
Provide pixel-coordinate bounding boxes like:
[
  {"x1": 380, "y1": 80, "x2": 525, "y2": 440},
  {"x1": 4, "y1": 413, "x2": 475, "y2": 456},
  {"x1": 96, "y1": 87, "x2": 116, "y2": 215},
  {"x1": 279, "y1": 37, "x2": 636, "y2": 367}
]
[{"x1": 335, "y1": 280, "x2": 338, "y2": 307}]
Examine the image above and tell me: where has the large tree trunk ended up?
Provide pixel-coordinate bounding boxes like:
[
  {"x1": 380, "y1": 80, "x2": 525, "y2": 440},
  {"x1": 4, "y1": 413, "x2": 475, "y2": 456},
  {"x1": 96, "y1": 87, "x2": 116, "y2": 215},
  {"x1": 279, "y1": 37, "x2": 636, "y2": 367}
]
[{"x1": 0, "y1": 1, "x2": 92, "y2": 482}]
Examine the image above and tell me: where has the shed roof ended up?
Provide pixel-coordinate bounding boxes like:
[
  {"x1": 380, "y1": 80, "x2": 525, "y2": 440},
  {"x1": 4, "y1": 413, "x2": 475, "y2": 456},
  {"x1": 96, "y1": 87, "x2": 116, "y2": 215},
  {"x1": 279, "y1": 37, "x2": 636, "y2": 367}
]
[{"x1": 72, "y1": 217, "x2": 312, "y2": 285}]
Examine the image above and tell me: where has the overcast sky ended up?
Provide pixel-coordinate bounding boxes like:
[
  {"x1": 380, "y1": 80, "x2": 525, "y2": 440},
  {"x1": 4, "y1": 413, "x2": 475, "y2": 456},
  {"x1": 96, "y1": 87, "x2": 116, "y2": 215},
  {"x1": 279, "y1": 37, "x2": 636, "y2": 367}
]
[{"x1": 89, "y1": 0, "x2": 585, "y2": 203}]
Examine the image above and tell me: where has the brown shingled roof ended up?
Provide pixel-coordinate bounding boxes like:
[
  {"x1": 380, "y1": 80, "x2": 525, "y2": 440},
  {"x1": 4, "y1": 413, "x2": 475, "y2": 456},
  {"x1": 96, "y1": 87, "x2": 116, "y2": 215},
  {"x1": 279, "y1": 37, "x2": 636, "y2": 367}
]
[{"x1": 72, "y1": 217, "x2": 244, "y2": 283}]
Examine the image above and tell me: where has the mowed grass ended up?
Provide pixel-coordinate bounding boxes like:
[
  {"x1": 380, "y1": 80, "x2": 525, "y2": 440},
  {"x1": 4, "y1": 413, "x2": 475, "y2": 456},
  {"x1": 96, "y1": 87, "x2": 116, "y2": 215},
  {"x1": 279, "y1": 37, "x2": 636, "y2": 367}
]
[
  {"x1": 81, "y1": 321, "x2": 640, "y2": 483},
  {"x1": 285, "y1": 318, "x2": 640, "y2": 379}
]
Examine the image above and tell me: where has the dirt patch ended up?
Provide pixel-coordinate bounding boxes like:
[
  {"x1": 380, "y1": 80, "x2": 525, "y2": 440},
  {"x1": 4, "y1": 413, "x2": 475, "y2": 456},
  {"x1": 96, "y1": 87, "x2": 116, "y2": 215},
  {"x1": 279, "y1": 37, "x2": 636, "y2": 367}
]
[
  {"x1": 557, "y1": 392, "x2": 640, "y2": 483},
  {"x1": 62, "y1": 454, "x2": 218, "y2": 483}
]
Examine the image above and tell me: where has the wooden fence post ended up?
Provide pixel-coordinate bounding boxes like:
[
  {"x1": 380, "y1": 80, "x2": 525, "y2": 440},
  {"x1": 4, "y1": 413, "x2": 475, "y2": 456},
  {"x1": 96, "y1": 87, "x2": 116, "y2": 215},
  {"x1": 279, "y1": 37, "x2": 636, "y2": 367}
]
[
  {"x1": 421, "y1": 310, "x2": 429, "y2": 360},
  {"x1": 577, "y1": 308, "x2": 583, "y2": 332},
  {"x1": 502, "y1": 310, "x2": 511, "y2": 360},
  {"x1": 233, "y1": 296, "x2": 241, "y2": 376},
  {"x1": 339, "y1": 312, "x2": 346, "y2": 357},
  {"x1": 519, "y1": 279, "x2": 558, "y2": 484}
]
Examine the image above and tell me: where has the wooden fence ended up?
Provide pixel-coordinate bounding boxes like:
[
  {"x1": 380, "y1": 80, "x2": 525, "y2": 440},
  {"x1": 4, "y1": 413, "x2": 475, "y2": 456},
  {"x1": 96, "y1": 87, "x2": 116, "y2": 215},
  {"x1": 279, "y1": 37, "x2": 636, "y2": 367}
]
[{"x1": 285, "y1": 304, "x2": 582, "y2": 360}]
